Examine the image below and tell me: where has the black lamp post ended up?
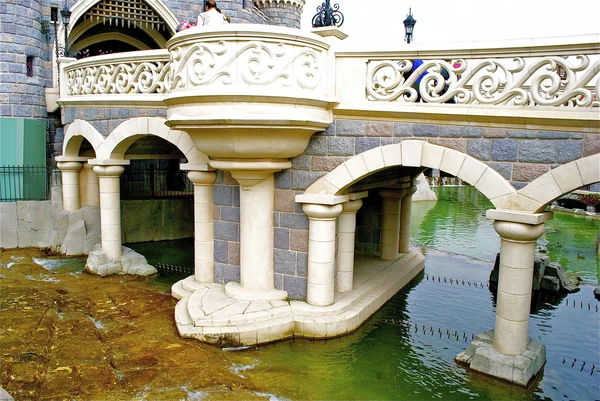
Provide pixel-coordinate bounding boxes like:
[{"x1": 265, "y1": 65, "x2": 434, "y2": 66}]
[
  {"x1": 403, "y1": 8, "x2": 416, "y2": 44},
  {"x1": 312, "y1": 0, "x2": 344, "y2": 28},
  {"x1": 60, "y1": 1, "x2": 72, "y2": 56}
]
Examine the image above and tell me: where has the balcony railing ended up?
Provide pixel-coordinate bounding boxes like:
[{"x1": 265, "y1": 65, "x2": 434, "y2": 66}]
[{"x1": 58, "y1": 29, "x2": 599, "y2": 131}]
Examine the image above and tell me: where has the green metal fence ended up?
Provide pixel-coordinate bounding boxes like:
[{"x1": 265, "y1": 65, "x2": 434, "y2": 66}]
[{"x1": 0, "y1": 166, "x2": 60, "y2": 202}]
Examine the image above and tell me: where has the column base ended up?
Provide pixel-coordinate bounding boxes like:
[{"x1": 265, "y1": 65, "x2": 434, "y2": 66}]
[
  {"x1": 225, "y1": 282, "x2": 288, "y2": 301},
  {"x1": 455, "y1": 330, "x2": 546, "y2": 387},
  {"x1": 171, "y1": 250, "x2": 424, "y2": 346}
]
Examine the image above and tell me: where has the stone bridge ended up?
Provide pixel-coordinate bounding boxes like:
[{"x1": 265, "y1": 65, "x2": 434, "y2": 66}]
[{"x1": 53, "y1": 25, "x2": 600, "y2": 386}]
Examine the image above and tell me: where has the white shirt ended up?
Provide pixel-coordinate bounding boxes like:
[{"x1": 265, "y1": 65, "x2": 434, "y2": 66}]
[{"x1": 197, "y1": 9, "x2": 228, "y2": 26}]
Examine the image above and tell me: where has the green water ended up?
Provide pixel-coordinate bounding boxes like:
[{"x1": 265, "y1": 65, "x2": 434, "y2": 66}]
[{"x1": 224, "y1": 187, "x2": 600, "y2": 401}]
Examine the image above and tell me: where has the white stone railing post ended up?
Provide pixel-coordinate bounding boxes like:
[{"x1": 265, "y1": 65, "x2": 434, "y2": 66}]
[
  {"x1": 187, "y1": 170, "x2": 216, "y2": 283},
  {"x1": 57, "y1": 161, "x2": 83, "y2": 211},
  {"x1": 303, "y1": 203, "x2": 343, "y2": 306},
  {"x1": 94, "y1": 165, "x2": 125, "y2": 262},
  {"x1": 336, "y1": 198, "x2": 363, "y2": 292},
  {"x1": 399, "y1": 185, "x2": 417, "y2": 253},
  {"x1": 379, "y1": 188, "x2": 406, "y2": 260}
]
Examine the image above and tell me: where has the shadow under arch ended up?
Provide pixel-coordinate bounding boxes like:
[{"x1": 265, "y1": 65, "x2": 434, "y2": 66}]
[
  {"x1": 517, "y1": 153, "x2": 600, "y2": 213},
  {"x1": 62, "y1": 119, "x2": 105, "y2": 158},
  {"x1": 304, "y1": 140, "x2": 516, "y2": 208},
  {"x1": 98, "y1": 117, "x2": 209, "y2": 165}
]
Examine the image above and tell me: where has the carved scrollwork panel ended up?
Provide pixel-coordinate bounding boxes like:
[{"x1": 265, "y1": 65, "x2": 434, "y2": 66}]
[
  {"x1": 167, "y1": 39, "x2": 324, "y2": 93},
  {"x1": 67, "y1": 59, "x2": 171, "y2": 96},
  {"x1": 367, "y1": 56, "x2": 599, "y2": 108}
]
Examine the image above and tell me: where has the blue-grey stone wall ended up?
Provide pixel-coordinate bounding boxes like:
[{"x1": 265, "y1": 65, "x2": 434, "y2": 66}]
[
  {"x1": 255, "y1": 2, "x2": 302, "y2": 29},
  {"x1": 163, "y1": 0, "x2": 267, "y2": 25},
  {"x1": 0, "y1": 0, "x2": 52, "y2": 119}
]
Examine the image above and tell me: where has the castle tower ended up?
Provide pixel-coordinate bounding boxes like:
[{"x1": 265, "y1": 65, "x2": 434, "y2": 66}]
[
  {"x1": 253, "y1": 0, "x2": 304, "y2": 29},
  {"x1": 0, "y1": 0, "x2": 49, "y2": 120}
]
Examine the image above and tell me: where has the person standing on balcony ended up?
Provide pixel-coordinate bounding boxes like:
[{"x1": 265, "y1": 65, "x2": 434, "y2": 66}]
[{"x1": 197, "y1": 0, "x2": 229, "y2": 26}]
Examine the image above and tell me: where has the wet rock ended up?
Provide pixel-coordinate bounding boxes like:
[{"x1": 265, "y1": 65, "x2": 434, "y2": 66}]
[
  {"x1": 594, "y1": 287, "x2": 600, "y2": 301},
  {"x1": 0, "y1": 387, "x2": 14, "y2": 401},
  {"x1": 541, "y1": 276, "x2": 561, "y2": 292},
  {"x1": 532, "y1": 256, "x2": 548, "y2": 291},
  {"x1": 60, "y1": 219, "x2": 86, "y2": 256},
  {"x1": 545, "y1": 262, "x2": 580, "y2": 293}
]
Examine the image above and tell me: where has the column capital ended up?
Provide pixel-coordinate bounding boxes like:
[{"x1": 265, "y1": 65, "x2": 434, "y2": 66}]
[
  {"x1": 93, "y1": 165, "x2": 125, "y2": 178},
  {"x1": 187, "y1": 170, "x2": 216, "y2": 185},
  {"x1": 486, "y1": 209, "x2": 553, "y2": 225},
  {"x1": 405, "y1": 185, "x2": 418, "y2": 196},
  {"x1": 493, "y1": 220, "x2": 546, "y2": 243},
  {"x1": 57, "y1": 161, "x2": 83, "y2": 172},
  {"x1": 303, "y1": 203, "x2": 343, "y2": 220},
  {"x1": 378, "y1": 188, "x2": 407, "y2": 200},
  {"x1": 341, "y1": 199, "x2": 363, "y2": 214}
]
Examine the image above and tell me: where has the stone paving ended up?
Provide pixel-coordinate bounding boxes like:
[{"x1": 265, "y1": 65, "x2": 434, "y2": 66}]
[{"x1": 172, "y1": 250, "x2": 425, "y2": 345}]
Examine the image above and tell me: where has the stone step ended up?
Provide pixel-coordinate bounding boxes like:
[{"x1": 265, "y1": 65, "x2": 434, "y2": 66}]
[
  {"x1": 175, "y1": 297, "x2": 193, "y2": 326},
  {"x1": 171, "y1": 280, "x2": 191, "y2": 300}
]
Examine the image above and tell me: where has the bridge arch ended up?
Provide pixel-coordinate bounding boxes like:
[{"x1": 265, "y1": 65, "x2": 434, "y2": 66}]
[
  {"x1": 98, "y1": 117, "x2": 209, "y2": 164},
  {"x1": 518, "y1": 153, "x2": 600, "y2": 213},
  {"x1": 304, "y1": 140, "x2": 517, "y2": 208},
  {"x1": 62, "y1": 119, "x2": 105, "y2": 158}
]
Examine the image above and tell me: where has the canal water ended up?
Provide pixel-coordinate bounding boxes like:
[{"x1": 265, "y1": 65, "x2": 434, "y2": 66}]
[
  {"x1": 3, "y1": 186, "x2": 598, "y2": 400},
  {"x1": 216, "y1": 186, "x2": 600, "y2": 401}
]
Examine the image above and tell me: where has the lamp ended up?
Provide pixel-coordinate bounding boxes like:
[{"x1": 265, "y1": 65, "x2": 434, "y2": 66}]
[
  {"x1": 60, "y1": 1, "x2": 72, "y2": 56},
  {"x1": 403, "y1": 8, "x2": 416, "y2": 44}
]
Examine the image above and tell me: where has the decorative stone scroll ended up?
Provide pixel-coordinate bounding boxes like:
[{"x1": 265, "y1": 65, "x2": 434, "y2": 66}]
[
  {"x1": 367, "y1": 56, "x2": 599, "y2": 107},
  {"x1": 168, "y1": 39, "x2": 324, "y2": 92},
  {"x1": 66, "y1": 53, "x2": 171, "y2": 95}
]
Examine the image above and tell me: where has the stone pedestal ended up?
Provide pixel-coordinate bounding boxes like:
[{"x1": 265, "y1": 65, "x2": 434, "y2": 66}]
[
  {"x1": 455, "y1": 330, "x2": 546, "y2": 387},
  {"x1": 336, "y1": 199, "x2": 363, "y2": 292},
  {"x1": 303, "y1": 203, "x2": 343, "y2": 306},
  {"x1": 187, "y1": 170, "x2": 216, "y2": 283},
  {"x1": 457, "y1": 209, "x2": 553, "y2": 386},
  {"x1": 211, "y1": 161, "x2": 289, "y2": 301},
  {"x1": 399, "y1": 185, "x2": 417, "y2": 253},
  {"x1": 379, "y1": 188, "x2": 406, "y2": 260},
  {"x1": 93, "y1": 165, "x2": 125, "y2": 262},
  {"x1": 57, "y1": 161, "x2": 82, "y2": 211}
]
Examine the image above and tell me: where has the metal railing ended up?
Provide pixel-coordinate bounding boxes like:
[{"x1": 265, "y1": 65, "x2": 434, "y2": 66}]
[
  {"x1": 120, "y1": 165, "x2": 193, "y2": 200},
  {"x1": 0, "y1": 166, "x2": 61, "y2": 202}
]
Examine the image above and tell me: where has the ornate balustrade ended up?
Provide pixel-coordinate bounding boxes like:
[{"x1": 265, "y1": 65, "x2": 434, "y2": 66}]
[
  {"x1": 336, "y1": 35, "x2": 600, "y2": 131},
  {"x1": 58, "y1": 30, "x2": 599, "y2": 131},
  {"x1": 367, "y1": 56, "x2": 599, "y2": 107},
  {"x1": 60, "y1": 50, "x2": 171, "y2": 107}
]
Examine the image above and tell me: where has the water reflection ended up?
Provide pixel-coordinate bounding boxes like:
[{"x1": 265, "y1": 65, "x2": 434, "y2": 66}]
[{"x1": 228, "y1": 187, "x2": 599, "y2": 401}]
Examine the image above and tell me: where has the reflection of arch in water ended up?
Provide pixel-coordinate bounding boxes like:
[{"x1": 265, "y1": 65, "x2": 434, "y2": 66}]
[{"x1": 305, "y1": 140, "x2": 516, "y2": 208}]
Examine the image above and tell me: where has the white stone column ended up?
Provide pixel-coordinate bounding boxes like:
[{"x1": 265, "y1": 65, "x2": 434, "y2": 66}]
[
  {"x1": 188, "y1": 171, "x2": 216, "y2": 283},
  {"x1": 214, "y1": 166, "x2": 288, "y2": 301},
  {"x1": 379, "y1": 188, "x2": 406, "y2": 260},
  {"x1": 57, "y1": 161, "x2": 82, "y2": 211},
  {"x1": 399, "y1": 185, "x2": 417, "y2": 253},
  {"x1": 336, "y1": 199, "x2": 362, "y2": 292},
  {"x1": 80, "y1": 163, "x2": 100, "y2": 206},
  {"x1": 304, "y1": 203, "x2": 343, "y2": 306},
  {"x1": 492, "y1": 219, "x2": 546, "y2": 355},
  {"x1": 94, "y1": 165, "x2": 124, "y2": 262}
]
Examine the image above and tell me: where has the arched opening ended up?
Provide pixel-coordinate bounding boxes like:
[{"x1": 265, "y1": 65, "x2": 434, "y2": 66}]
[{"x1": 67, "y1": 0, "x2": 176, "y2": 58}]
